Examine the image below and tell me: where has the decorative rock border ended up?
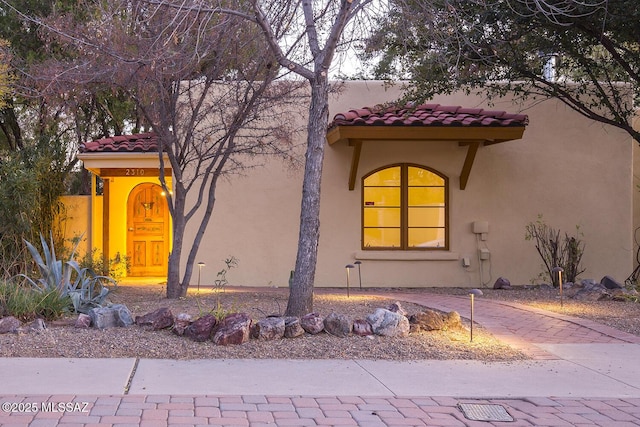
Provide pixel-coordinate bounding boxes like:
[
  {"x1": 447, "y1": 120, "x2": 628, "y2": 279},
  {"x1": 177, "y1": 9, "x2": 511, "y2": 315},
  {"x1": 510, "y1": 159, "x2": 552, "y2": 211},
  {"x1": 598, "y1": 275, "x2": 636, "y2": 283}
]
[{"x1": 0, "y1": 302, "x2": 464, "y2": 343}]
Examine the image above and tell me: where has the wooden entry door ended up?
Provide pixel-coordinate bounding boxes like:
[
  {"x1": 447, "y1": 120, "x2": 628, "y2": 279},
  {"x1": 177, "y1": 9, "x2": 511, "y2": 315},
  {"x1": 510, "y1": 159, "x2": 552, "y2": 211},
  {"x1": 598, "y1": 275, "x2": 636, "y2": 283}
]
[{"x1": 127, "y1": 183, "x2": 169, "y2": 277}]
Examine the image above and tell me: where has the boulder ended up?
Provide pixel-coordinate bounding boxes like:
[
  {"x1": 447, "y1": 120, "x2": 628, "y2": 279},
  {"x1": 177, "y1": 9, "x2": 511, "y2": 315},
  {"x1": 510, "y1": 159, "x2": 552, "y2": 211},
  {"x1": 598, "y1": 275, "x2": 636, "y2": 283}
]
[
  {"x1": 409, "y1": 309, "x2": 461, "y2": 332},
  {"x1": 75, "y1": 313, "x2": 92, "y2": 328},
  {"x1": 443, "y1": 311, "x2": 463, "y2": 330},
  {"x1": 212, "y1": 313, "x2": 252, "y2": 345},
  {"x1": 173, "y1": 313, "x2": 193, "y2": 336},
  {"x1": 135, "y1": 307, "x2": 174, "y2": 330},
  {"x1": 580, "y1": 278, "x2": 598, "y2": 288},
  {"x1": 601, "y1": 275, "x2": 624, "y2": 290},
  {"x1": 253, "y1": 317, "x2": 285, "y2": 341},
  {"x1": 0, "y1": 316, "x2": 21, "y2": 334},
  {"x1": 493, "y1": 277, "x2": 512, "y2": 290},
  {"x1": 184, "y1": 314, "x2": 217, "y2": 342},
  {"x1": 386, "y1": 302, "x2": 407, "y2": 317},
  {"x1": 352, "y1": 319, "x2": 373, "y2": 336},
  {"x1": 112, "y1": 304, "x2": 135, "y2": 327},
  {"x1": 300, "y1": 312, "x2": 324, "y2": 334},
  {"x1": 284, "y1": 317, "x2": 305, "y2": 338},
  {"x1": 572, "y1": 281, "x2": 610, "y2": 301},
  {"x1": 89, "y1": 306, "x2": 118, "y2": 329},
  {"x1": 25, "y1": 318, "x2": 46, "y2": 333},
  {"x1": 409, "y1": 309, "x2": 444, "y2": 331},
  {"x1": 90, "y1": 304, "x2": 134, "y2": 329},
  {"x1": 323, "y1": 312, "x2": 352, "y2": 338},
  {"x1": 367, "y1": 308, "x2": 409, "y2": 337}
]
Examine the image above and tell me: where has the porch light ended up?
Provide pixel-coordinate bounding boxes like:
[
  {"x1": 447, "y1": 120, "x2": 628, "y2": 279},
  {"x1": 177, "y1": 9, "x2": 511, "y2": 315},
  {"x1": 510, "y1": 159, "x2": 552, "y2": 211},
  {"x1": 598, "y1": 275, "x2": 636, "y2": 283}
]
[
  {"x1": 197, "y1": 261, "x2": 206, "y2": 292},
  {"x1": 468, "y1": 288, "x2": 483, "y2": 342},
  {"x1": 345, "y1": 264, "x2": 355, "y2": 298},
  {"x1": 354, "y1": 260, "x2": 362, "y2": 289},
  {"x1": 552, "y1": 266, "x2": 564, "y2": 308}
]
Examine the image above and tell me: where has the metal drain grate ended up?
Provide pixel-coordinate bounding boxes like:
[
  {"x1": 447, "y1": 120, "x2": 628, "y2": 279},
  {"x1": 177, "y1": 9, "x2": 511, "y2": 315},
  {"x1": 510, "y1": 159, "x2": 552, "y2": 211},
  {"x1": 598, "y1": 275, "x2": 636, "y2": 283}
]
[{"x1": 458, "y1": 403, "x2": 514, "y2": 422}]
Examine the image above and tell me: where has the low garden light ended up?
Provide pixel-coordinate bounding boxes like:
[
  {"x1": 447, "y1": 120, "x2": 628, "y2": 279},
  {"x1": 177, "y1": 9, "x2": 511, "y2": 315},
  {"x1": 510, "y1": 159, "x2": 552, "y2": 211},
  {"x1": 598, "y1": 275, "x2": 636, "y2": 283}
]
[
  {"x1": 468, "y1": 288, "x2": 483, "y2": 342},
  {"x1": 354, "y1": 260, "x2": 362, "y2": 289},
  {"x1": 345, "y1": 264, "x2": 355, "y2": 297},
  {"x1": 197, "y1": 261, "x2": 206, "y2": 292},
  {"x1": 552, "y1": 266, "x2": 564, "y2": 308}
]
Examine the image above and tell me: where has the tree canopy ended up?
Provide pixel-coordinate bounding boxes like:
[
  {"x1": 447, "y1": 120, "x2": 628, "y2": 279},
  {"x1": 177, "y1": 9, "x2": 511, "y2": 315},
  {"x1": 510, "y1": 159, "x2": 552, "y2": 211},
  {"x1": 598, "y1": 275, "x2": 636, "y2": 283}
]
[
  {"x1": 367, "y1": 0, "x2": 640, "y2": 143},
  {"x1": 30, "y1": 0, "x2": 302, "y2": 297},
  {"x1": 0, "y1": 39, "x2": 12, "y2": 109}
]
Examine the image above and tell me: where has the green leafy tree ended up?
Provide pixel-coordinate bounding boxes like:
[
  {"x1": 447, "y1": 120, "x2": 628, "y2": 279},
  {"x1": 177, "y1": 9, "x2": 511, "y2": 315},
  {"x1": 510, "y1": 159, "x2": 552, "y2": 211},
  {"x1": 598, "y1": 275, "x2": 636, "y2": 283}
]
[
  {"x1": 0, "y1": 139, "x2": 69, "y2": 277},
  {"x1": 366, "y1": 0, "x2": 640, "y2": 143},
  {"x1": 0, "y1": 39, "x2": 12, "y2": 110}
]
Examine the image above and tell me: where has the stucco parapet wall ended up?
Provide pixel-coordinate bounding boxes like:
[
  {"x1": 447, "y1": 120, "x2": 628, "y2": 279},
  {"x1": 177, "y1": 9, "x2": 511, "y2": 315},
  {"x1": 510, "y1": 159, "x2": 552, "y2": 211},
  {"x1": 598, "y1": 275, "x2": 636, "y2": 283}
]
[{"x1": 353, "y1": 251, "x2": 459, "y2": 261}]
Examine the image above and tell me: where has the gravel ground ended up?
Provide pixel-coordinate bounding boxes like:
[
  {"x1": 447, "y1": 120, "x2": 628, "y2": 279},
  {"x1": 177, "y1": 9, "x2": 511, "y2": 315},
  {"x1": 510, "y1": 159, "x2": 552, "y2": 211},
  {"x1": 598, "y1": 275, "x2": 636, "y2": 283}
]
[{"x1": 1, "y1": 284, "x2": 637, "y2": 360}]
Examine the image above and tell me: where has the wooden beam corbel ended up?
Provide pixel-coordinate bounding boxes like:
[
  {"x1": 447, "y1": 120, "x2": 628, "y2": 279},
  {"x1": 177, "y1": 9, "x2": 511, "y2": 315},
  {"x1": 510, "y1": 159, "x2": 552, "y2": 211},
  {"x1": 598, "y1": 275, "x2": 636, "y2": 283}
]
[
  {"x1": 348, "y1": 139, "x2": 363, "y2": 191},
  {"x1": 459, "y1": 141, "x2": 481, "y2": 190}
]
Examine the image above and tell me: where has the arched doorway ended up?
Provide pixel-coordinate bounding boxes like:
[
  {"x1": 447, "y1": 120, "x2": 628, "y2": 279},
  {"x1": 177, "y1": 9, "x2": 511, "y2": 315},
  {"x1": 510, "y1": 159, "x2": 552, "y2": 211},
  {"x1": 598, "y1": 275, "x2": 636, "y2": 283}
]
[{"x1": 127, "y1": 183, "x2": 170, "y2": 277}]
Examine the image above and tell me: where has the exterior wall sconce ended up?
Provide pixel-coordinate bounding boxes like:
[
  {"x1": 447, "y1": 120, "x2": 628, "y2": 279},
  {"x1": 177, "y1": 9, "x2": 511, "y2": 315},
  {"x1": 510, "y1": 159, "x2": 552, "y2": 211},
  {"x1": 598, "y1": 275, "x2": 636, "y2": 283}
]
[
  {"x1": 345, "y1": 264, "x2": 355, "y2": 297},
  {"x1": 552, "y1": 266, "x2": 564, "y2": 307},
  {"x1": 197, "y1": 261, "x2": 206, "y2": 292},
  {"x1": 468, "y1": 288, "x2": 483, "y2": 342},
  {"x1": 354, "y1": 260, "x2": 362, "y2": 289}
]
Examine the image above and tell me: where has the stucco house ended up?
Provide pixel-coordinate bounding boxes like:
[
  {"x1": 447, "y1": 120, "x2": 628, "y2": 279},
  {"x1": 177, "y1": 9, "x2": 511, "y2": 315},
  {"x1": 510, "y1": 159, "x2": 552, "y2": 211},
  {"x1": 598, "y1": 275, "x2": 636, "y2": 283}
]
[{"x1": 67, "y1": 81, "x2": 634, "y2": 288}]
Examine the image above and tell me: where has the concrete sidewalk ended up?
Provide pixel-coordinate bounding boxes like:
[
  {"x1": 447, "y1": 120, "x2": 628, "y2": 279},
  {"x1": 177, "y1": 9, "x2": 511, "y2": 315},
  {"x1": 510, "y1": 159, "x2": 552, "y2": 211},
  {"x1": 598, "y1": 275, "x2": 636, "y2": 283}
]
[
  {"x1": 1, "y1": 347, "x2": 640, "y2": 398},
  {"x1": 1, "y1": 290, "x2": 640, "y2": 426}
]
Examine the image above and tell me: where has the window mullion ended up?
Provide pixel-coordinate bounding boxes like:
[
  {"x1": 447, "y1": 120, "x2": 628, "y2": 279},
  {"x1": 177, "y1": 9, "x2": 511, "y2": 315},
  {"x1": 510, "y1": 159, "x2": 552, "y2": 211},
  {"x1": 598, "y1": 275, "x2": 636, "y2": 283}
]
[{"x1": 401, "y1": 164, "x2": 408, "y2": 250}]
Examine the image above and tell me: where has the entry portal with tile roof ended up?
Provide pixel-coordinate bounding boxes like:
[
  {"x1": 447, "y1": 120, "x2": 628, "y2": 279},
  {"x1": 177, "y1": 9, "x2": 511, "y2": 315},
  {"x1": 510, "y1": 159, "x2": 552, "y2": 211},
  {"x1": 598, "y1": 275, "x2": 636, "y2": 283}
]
[{"x1": 327, "y1": 104, "x2": 528, "y2": 190}]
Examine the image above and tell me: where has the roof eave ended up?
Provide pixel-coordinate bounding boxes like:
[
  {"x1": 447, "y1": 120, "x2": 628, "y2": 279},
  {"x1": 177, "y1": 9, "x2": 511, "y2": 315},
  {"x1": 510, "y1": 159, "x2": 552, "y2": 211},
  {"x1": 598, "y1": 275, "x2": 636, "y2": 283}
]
[
  {"x1": 77, "y1": 152, "x2": 170, "y2": 176},
  {"x1": 326, "y1": 125, "x2": 527, "y2": 191},
  {"x1": 327, "y1": 125, "x2": 526, "y2": 145}
]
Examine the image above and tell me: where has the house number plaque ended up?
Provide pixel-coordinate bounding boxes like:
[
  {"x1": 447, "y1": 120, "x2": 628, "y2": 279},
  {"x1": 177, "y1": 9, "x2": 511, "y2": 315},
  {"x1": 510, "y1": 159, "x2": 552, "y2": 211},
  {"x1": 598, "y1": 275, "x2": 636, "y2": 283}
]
[{"x1": 100, "y1": 168, "x2": 171, "y2": 177}]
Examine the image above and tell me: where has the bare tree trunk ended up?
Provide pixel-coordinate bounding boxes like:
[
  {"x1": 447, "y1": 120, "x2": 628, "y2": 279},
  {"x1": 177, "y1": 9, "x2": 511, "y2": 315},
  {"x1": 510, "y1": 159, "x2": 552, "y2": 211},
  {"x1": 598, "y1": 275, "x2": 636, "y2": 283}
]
[
  {"x1": 286, "y1": 77, "x2": 330, "y2": 317},
  {"x1": 167, "y1": 192, "x2": 187, "y2": 298}
]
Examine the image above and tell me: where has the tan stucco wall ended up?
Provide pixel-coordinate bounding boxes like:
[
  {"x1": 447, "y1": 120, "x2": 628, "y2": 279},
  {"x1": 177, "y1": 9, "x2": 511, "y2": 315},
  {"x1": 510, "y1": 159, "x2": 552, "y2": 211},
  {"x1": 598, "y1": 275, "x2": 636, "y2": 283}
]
[
  {"x1": 189, "y1": 81, "x2": 633, "y2": 288},
  {"x1": 76, "y1": 81, "x2": 634, "y2": 288},
  {"x1": 59, "y1": 195, "x2": 91, "y2": 256}
]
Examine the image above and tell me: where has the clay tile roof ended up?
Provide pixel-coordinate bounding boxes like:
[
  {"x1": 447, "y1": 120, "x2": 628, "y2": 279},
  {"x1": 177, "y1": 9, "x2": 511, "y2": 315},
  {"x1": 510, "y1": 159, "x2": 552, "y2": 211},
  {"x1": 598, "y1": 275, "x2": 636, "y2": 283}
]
[
  {"x1": 328, "y1": 104, "x2": 528, "y2": 129},
  {"x1": 79, "y1": 132, "x2": 161, "y2": 153}
]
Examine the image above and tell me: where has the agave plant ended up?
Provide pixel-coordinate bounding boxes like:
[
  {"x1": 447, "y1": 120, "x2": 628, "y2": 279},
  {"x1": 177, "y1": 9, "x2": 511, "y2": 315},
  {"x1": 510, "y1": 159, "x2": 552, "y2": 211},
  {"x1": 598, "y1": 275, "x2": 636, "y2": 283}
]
[
  {"x1": 65, "y1": 260, "x2": 113, "y2": 313},
  {"x1": 15, "y1": 233, "x2": 115, "y2": 314}
]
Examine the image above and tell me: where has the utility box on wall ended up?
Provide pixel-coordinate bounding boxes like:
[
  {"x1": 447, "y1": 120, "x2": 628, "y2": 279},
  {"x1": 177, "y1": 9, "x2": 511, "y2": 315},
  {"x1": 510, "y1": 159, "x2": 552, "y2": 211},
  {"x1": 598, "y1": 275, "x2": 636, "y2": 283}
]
[{"x1": 472, "y1": 221, "x2": 489, "y2": 234}]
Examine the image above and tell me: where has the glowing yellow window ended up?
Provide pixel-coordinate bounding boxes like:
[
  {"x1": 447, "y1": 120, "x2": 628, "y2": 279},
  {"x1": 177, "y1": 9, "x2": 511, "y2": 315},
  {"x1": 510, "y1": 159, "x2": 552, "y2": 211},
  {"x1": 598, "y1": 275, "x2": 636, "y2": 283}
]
[{"x1": 362, "y1": 164, "x2": 447, "y2": 250}]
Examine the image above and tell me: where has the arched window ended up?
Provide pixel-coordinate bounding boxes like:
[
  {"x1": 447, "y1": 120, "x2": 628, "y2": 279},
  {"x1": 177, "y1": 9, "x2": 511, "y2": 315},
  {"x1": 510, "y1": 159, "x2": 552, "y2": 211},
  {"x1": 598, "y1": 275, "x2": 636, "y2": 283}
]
[{"x1": 362, "y1": 164, "x2": 448, "y2": 250}]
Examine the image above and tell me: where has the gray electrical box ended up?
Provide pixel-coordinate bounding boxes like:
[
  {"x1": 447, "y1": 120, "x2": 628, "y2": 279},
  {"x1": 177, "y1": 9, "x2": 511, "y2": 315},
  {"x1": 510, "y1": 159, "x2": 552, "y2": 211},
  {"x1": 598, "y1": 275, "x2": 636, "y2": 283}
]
[{"x1": 473, "y1": 221, "x2": 489, "y2": 234}]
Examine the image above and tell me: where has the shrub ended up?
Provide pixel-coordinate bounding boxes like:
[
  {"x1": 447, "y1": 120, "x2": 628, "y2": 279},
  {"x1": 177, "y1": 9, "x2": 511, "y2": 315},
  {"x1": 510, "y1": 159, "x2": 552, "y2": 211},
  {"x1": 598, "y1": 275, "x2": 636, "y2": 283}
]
[
  {"x1": 525, "y1": 215, "x2": 585, "y2": 286},
  {"x1": 0, "y1": 140, "x2": 70, "y2": 279},
  {"x1": 78, "y1": 248, "x2": 129, "y2": 285}
]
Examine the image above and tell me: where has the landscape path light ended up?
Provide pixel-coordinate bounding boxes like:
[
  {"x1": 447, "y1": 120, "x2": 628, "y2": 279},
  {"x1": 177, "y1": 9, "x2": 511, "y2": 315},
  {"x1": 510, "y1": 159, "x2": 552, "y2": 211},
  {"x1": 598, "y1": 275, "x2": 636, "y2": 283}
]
[
  {"x1": 552, "y1": 266, "x2": 564, "y2": 308},
  {"x1": 468, "y1": 288, "x2": 484, "y2": 342},
  {"x1": 197, "y1": 261, "x2": 206, "y2": 292},
  {"x1": 354, "y1": 260, "x2": 362, "y2": 289},
  {"x1": 345, "y1": 264, "x2": 355, "y2": 298}
]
